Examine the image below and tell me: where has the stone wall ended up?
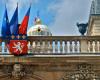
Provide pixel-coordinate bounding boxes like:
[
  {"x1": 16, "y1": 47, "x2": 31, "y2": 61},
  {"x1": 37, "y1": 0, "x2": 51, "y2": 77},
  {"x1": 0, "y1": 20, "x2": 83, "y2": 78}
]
[{"x1": 0, "y1": 56, "x2": 100, "y2": 80}]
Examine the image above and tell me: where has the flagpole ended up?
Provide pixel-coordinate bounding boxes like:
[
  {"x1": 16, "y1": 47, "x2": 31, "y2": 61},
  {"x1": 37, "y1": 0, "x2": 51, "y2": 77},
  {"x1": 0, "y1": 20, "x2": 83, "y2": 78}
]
[{"x1": 17, "y1": 2, "x2": 19, "y2": 27}]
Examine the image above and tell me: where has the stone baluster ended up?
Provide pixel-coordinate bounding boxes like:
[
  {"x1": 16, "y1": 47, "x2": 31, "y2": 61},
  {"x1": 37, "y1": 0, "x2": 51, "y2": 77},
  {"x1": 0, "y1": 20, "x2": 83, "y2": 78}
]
[
  {"x1": 2, "y1": 42, "x2": 4, "y2": 53},
  {"x1": 69, "y1": 41, "x2": 73, "y2": 53},
  {"x1": 0, "y1": 42, "x2": 2, "y2": 53},
  {"x1": 46, "y1": 41, "x2": 50, "y2": 54},
  {"x1": 40, "y1": 41, "x2": 42, "y2": 53},
  {"x1": 47, "y1": 41, "x2": 50, "y2": 53},
  {"x1": 74, "y1": 41, "x2": 78, "y2": 53},
  {"x1": 4, "y1": 42, "x2": 7, "y2": 53},
  {"x1": 45, "y1": 41, "x2": 48, "y2": 53},
  {"x1": 88, "y1": 41, "x2": 91, "y2": 53},
  {"x1": 97, "y1": 41, "x2": 100, "y2": 53},
  {"x1": 78, "y1": 41, "x2": 80, "y2": 53},
  {"x1": 41, "y1": 41, "x2": 45, "y2": 54},
  {"x1": 37, "y1": 41, "x2": 41, "y2": 53},
  {"x1": 35, "y1": 41, "x2": 38, "y2": 53},
  {"x1": 99, "y1": 41, "x2": 100, "y2": 52},
  {"x1": 27, "y1": 41, "x2": 30, "y2": 53},
  {"x1": 49, "y1": 41, "x2": 53, "y2": 53},
  {"x1": 94, "y1": 41, "x2": 98, "y2": 53},
  {"x1": 30, "y1": 41, "x2": 34, "y2": 53},
  {"x1": 55, "y1": 41, "x2": 58, "y2": 54},
  {"x1": 60, "y1": 40, "x2": 63, "y2": 53},
  {"x1": 64, "y1": 41, "x2": 68, "y2": 53},
  {"x1": 90, "y1": 41, "x2": 93, "y2": 53},
  {"x1": 28, "y1": 41, "x2": 33, "y2": 54},
  {"x1": 92, "y1": 41, "x2": 96, "y2": 53},
  {"x1": 0, "y1": 39, "x2": 2, "y2": 53},
  {"x1": 52, "y1": 41, "x2": 55, "y2": 53},
  {"x1": 32, "y1": 41, "x2": 36, "y2": 53}
]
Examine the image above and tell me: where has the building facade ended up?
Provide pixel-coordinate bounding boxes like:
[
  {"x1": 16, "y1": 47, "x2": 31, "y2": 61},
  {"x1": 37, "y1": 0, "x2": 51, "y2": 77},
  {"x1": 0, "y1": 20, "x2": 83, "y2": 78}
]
[
  {"x1": 87, "y1": 0, "x2": 100, "y2": 36},
  {"x1": 0, "y1": 0, "x2": 100, "y2": 80}
]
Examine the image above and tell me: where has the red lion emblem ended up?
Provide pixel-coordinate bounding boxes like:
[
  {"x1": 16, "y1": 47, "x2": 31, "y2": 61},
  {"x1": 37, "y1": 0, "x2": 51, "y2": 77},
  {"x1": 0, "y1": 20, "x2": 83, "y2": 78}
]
[{"x1": 8, "y1": 40, "x2": 28, "y2": 55}]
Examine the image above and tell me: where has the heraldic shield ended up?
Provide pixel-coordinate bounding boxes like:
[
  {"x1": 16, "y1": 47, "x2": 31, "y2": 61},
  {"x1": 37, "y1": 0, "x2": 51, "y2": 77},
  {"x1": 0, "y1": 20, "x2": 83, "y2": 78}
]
[
  {"x1": 8, "y1": 40, "x2": 28, "y2": 55},
  {"x1": 7, "y1": 35, "x2": 28, "y2": 56}
]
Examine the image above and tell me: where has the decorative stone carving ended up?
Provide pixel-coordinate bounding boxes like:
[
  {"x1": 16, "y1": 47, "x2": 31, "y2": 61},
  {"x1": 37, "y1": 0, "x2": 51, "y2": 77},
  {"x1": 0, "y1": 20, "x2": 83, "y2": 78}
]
[
  {"x1": 0, "y1": 64, "x2": 44, "y2": 80},
  {"x1": 61, "y1": 64, "x2": 100, "y2": 80},
  {"x1": 12, "y1": 64, "x2": 25, "y2": 80}
]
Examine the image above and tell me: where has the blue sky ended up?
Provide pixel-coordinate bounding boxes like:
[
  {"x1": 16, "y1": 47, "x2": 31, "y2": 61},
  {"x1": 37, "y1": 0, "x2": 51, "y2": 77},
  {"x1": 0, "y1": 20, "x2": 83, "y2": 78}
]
[{"x1": 0, "y1": 0, "x2": 92, "y2": 36}]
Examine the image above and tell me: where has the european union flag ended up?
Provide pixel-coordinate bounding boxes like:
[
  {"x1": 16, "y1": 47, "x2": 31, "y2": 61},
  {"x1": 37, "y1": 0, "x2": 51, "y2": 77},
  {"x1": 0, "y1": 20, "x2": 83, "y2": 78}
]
[
  {"x1": 1, "y1": 6, "x2": 10, "y2": 38},
  {"x1": 10, "y1": 4, "x2": 18, "y2": 35}
]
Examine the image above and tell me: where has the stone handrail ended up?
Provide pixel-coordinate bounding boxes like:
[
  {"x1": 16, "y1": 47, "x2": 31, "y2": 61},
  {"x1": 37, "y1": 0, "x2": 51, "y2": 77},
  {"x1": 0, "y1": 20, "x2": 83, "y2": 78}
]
[{"x1": 0, "y1": 36, "x2": 100, "y2": 54}]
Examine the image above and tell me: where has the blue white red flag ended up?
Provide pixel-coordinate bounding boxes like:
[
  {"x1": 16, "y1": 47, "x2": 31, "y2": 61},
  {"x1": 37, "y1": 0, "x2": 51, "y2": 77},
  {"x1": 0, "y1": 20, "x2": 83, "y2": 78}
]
[{"x1": 19, "y1": 6, "x2": 31, "y2": 35}]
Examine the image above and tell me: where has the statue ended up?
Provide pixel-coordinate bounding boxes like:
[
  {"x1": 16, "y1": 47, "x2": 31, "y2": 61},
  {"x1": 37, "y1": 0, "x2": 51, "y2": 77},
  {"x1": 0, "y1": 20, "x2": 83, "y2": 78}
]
[{"x1": 77, "y1": 23, "x2": 88, "y2": 35}]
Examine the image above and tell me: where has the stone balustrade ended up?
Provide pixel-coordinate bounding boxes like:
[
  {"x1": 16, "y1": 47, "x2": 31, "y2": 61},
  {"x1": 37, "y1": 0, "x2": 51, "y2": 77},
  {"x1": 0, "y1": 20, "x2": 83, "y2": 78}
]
[{"x1": 0, "y1": 36, "x2": 100, "y2": 55}]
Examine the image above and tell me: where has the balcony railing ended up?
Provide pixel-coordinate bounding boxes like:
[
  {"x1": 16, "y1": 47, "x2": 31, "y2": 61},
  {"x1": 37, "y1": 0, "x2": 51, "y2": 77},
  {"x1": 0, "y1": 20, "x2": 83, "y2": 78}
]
[{"x1": 0, "y1": 36, "x2": 100, "y2": 55}]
